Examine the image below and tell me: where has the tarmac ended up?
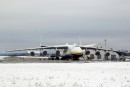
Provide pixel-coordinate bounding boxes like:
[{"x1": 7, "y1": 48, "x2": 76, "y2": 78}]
[{"x1": 0, "y1": 56, "x2": 130, "y2": 63}]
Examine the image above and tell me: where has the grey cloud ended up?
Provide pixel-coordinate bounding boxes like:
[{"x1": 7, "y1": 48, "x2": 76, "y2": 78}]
[{"x1": 0, "y1": 0, "x2": 130, "y2": 51}]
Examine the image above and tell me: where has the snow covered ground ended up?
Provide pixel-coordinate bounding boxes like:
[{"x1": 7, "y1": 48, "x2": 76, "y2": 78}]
[{"x1": 0, "y1": 62, "x2": 130, "y2": 87}]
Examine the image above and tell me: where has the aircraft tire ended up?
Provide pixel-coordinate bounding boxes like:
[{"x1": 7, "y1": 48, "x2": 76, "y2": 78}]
[
  {"x1": 61, "y1": 57, "x2": 66, "y2": 60},
  {"x1": 55, "y1": 57, "x2": 59, "y2": 60}
]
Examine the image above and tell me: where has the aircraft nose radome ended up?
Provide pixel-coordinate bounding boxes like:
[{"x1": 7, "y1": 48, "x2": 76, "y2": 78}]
[
  {"x1": 69, "y1": 47, "x2": 83, "y2": 55},
  {"x1": 69, "y1": 50, "x2": 83, "y2": 55},
  {"x1": 69, "y1": 52, "x2": 83, "y2": 55}
]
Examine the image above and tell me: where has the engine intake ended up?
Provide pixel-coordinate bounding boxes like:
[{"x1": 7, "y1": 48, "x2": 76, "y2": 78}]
[
  {"x1": 85, "y1": 51, "x2": 90, "y2": 55},
  {"x1": 56, "y1": 50, "x2": 60, "y2": 57},
  {"x1": 95, "y1": 51, "x2": 100, "y2": 56},
  {"x1": 43, "y1": 51, "x2": 47, "y2": 56},
  {"x1": 105, "y1": 52, "x2": 110, "y2": 56},
  {"x1": 30, "y1": 52, "x2": 35, "y2": 56}
]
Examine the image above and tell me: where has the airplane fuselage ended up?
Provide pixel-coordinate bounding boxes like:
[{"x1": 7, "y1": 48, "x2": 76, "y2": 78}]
[{"x1": 59, "y1": 45, "x2": 83, "y2": 60}]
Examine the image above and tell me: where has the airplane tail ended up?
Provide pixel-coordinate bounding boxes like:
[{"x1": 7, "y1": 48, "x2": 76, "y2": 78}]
[{"x1": 40, "y1": 36, "x2": 48, "y2": 47}]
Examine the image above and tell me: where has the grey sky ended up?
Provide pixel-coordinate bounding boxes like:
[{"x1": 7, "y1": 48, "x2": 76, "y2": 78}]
[{"x1": 0, "y1": 0, "x2": 130, "y2": 51}]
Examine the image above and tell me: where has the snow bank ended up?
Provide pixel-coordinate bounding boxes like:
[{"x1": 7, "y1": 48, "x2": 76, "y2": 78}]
[
  {"x1": 0, "y1": 56, "x2": 6, "y2": 61},
  {"x1": 0, "y1": 62, "x2": 130, "y2": 87}
]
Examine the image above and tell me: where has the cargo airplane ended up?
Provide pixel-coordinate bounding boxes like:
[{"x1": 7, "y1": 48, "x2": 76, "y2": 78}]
[{"x1": 6, "y1": 43, "x2": 112, "y2": 60}]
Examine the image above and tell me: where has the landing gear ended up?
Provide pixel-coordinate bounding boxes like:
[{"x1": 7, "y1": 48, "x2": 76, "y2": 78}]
[
  {"x1": 119, "y1": 57, "x2": 126, "y2": 61},
  {"x1": 55, "y1": 57, "x2": 59, "y2": 60},
  {"x1": 61, "y1": 57, "x2": 66, "y2": 60},
  {"x1": 49, "y1": 54, "x2": 81, "y2": 60},
  {"x1": 61, "y1": 56, "x2": 79, "y2": 60}
]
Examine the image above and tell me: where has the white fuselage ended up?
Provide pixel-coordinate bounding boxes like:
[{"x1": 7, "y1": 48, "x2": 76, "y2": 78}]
[{"x1": 60, "y1": 45, "x2": 83, "y2": 57}]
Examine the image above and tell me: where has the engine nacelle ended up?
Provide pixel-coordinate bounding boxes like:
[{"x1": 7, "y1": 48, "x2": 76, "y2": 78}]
[
  {"x1": 95, "y1": 51, "x2": 100, "y2": 56},
  {"x1": 30, "y1": 51, "x2": 35, "y2": 56},
  {"x1": 85, "y1": 51, "x2": 90, "y2": 55},
  {"x1": 105, "y1": 52, "x2": 110, "y2": 56},
  {"x1": 43, "y1": 51, "x2": 47, "y2": 56},
  {"x1": 56, "y1": 50, "x2": 60, "y2": 57}
]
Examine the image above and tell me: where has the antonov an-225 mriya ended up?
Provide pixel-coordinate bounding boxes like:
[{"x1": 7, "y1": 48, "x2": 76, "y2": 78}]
[{"x1": 6, "y1": 43, "x2": 112, "y2": 60}]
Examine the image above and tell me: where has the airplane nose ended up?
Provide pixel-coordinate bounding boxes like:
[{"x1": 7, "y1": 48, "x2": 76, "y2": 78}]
[
  {"x1": 70, "y1": 47, "x2": 83, "y2": 55},
  {"x1": 70, "y1": 52, "x2": 83, "y2": 55}
]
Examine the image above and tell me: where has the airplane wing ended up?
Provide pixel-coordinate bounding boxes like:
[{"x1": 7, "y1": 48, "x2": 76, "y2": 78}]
[
  {"x1": 6, "y1": 45, "x2": 68, "y2": 52},
  {"x1": 80, "y1": 43, "x2": 111, "y2": 51},
  {"x1": 43, "y1": 45, "x2": 68, "y2": 49},
  {"x1": 6, "y1": 47, "x2": 43, "y2": 52},
  {"x1": 80, "y1": 44, "x2": 98, "y2": 49}
]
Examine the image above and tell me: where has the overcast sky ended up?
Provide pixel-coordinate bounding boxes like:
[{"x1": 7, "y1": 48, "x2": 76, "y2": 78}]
[{"x1": 0, "y1": 0, "x2": 130, "y2": 51}]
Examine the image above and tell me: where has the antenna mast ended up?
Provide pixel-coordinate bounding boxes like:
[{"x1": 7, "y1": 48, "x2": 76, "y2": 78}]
[
  {"x1": 40, "y1": 35, "x2": 43, "y2": 47},
  {"x1": 78, "y1": 36, "x2": 82, "y2": 45},
  {"x1": 104, "y1": 39, "x2": 107, "y2": 49}
]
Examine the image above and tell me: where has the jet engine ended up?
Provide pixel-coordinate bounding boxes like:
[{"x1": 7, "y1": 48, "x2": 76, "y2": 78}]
[
  {"x1": 56, "y1": 50, "x2": 60, "y2": 57},
  {"x1": 85, "y1": 50, "x2": 90, "y2": 55},
  {"x1": 95, "y1": 51, "x2": 100, "y2": 56},
  {"x1": 30, "y1": 51, "x2": 35, "y2": 56},
  {"x1": 105, "y1": 52, "x2": 110, "y2": 57},
  {"x1": 43, "y1": 51, "x2": 47, "y2": 56}
]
